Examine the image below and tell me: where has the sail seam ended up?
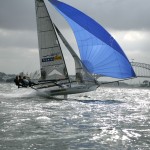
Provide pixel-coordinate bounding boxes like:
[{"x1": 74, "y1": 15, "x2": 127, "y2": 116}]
[
  {"x1": 41, "y1": 46, "x2": 59, "y2": 49},
  {"x1": 38, "y1": 16, "x2": 49, "y2": 19},
  {"x1": 37, "y1": 6, "x2": 45, "y2": 8},
  {"x1": 39, "y1": 29, "x2": 53, "y2": 32},
  {"x1": 42, "y1": 63, "x2": 63, "y2": 67}
]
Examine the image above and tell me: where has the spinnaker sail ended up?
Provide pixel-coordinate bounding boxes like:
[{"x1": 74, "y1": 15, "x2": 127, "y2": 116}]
[{"x1": 48, "y1": 0, "x2": 136, "y2": 79}]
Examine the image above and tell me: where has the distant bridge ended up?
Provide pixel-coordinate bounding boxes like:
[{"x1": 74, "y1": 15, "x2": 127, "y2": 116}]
[{"x1": 131, "y1": 62, "x2": 150, "y2": 78}]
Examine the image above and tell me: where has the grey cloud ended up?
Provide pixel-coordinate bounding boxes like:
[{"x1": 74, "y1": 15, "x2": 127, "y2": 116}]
[
  {"x1": 0, "y1": 0, "x2": 36, "y2": 31},
  {"x1": 121, "y1": 31, "x2": 150, "y2": 64},
  {"x1": 1, "y1": 0, "x2": 150, "y2": 31},
  {"x1": 60, "y1": 0, "x2": 150, "y2": 31},
  {"x1": 0, "y1": 30, "x2": 38, "y2": 49},
  {"x1": 0, "y1": 47, "x2": 39, "y2": 74}
]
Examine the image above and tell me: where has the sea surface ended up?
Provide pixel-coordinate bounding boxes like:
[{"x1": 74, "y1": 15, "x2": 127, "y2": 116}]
[{"x1": 0, "y1": 83, "x2": 150, "y2": 150}]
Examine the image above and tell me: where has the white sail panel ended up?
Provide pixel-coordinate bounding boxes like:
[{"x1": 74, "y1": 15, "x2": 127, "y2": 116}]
[{"x1": 35, "y1": 0, "x2": 69, "y2": 81}]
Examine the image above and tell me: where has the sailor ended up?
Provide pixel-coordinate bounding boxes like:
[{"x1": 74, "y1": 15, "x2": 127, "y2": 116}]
[
  {"x1": 23, "y1": 76, "x2": 37, "y2": 87},
  {"x1": 14, "y1": 76, "x2": 19, "y2": 87},
  {"x1": 18, "y1": 75, "x2": 24, "y2": 87},
  {"x1": 14, "y1": 75, "x2": 37, "y2": 88},
  {"x1": 76, "y1": 72, "x2": 84, "y2": 83},
  {"x1": 22, "y1": 76, "x2": 29, "y2": 87},
  {"x1": 28, "y1": 80, "x2": 36, "y2": 87},
  {"x1": 14, "y1": 75, "x2": 23, "y2": 88}
]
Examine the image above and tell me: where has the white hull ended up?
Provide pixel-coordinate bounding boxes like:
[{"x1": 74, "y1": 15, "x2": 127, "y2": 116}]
[{"x1": 35, "y1": 84, "x2": 98, "y2": 96}]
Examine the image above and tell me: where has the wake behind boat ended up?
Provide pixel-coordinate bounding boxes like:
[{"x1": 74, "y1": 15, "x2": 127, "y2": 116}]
[{"x1": 14, "y1": 0, "x2": 136, "y2": 98}]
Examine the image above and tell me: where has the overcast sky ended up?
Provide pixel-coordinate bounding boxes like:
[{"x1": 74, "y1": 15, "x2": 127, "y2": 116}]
[{"x1": 0, "y1": 0, "x2": 150, "y2": 74}]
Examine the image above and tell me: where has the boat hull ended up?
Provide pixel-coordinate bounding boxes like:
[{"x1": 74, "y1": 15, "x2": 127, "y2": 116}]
[{"x1": 35, "y1": 84, "x2": 98, "y2": 96}]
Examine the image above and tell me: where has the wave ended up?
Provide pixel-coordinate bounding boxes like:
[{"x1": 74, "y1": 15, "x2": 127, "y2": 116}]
[{"x1": 0, "y1": 84, "x2": 37, "y2": 99}]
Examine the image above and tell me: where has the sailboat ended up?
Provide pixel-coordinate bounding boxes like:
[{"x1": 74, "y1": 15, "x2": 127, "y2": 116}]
[{"x1": 29, "y1": 0, "x2": 136, "y2": 97}]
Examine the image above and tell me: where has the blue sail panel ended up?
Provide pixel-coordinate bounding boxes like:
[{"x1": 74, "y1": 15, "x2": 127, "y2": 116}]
[{"x1": 48, "y1": 0, "x2": 136, "y2": 78}]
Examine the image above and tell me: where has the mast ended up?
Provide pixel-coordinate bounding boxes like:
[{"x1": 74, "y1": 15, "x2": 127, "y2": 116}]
[{"x1": 35, "y1": 0, "x2": 69, "y2": 82}]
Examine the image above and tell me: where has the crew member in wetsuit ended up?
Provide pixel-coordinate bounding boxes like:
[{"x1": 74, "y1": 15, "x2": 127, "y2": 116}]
[
  {"x1": 14, "y1": 75, "x2": 24, "y2": 88},
  {"x1": 14, "y1": 75, "x2": 37, "y2": 88},
  {"x1": 22, "y1": 76, "x2": 29, "y2": 87},
  {"x1": 14, "y1": 76, "x2": 19, "y2": 87}
]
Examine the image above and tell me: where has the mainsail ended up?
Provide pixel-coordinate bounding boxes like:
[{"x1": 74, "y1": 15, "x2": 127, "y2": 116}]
[
  {"x1": 48, "y1": 0, "x2": 136, "y2": 79},
  {"x1": 35, "y1": 0, "x2": 69, "y2": 81}
]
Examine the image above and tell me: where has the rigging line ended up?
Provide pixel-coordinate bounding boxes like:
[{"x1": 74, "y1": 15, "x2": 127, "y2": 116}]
[
  {"x1": 36, "y1": 3, "x2": 39, "y2": 14},
  {"x1": 30, "y1": 86, "x2": 38, "y2": 90},
  {"x1": 98, "y1": 77, "x2": 136, "y2": 87}
]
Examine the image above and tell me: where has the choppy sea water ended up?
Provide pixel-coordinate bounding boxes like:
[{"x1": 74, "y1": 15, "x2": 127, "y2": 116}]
[{"x1": 0, "y1": 83, "x2": 150, "y2": 150}]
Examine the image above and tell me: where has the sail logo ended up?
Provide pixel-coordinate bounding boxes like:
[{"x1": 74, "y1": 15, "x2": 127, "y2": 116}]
[
  {"x1": 54, "y1": 55, "x2": 62, "y2": 60},
  {"x1": 42, "y1": 55, "x2": 62, "y2": 62},
  {"x1": 48, "y1": 70, "x2": 63, "y2": 76}
]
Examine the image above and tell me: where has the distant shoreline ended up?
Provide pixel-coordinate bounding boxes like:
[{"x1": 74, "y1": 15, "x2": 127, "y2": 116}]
[{"x1": 0, "y1": 72, "x2": 16, "y2": 82}]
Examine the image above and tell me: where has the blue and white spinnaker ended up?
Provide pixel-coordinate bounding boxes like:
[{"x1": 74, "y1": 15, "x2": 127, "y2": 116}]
[{"x1": 48, "y1": 0, "x2": 136, "y2": 79}]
